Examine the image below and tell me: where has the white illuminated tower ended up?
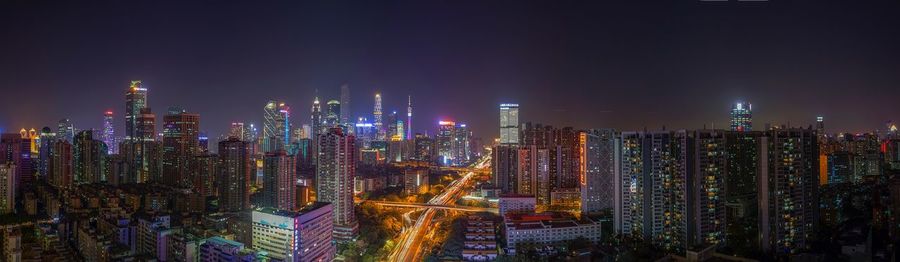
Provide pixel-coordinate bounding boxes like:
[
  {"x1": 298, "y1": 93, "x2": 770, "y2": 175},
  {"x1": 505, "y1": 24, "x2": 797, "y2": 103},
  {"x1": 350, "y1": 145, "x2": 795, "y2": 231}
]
[
  {"x1": 374, "y1": 93, "x2": 384, "y2": 140},
  {"x1": 407, "y1": 95, "x2": 412, "y2": 139},
  {"x1": 730, "y1": 102, "x2": 752, "y2": 132}
]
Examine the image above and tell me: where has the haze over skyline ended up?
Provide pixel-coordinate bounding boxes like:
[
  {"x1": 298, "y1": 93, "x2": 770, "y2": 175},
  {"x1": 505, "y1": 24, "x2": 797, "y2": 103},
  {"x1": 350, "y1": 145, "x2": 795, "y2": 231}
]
[{"x1": 2, "y1": 1, "x2": 899, "y2": 139}]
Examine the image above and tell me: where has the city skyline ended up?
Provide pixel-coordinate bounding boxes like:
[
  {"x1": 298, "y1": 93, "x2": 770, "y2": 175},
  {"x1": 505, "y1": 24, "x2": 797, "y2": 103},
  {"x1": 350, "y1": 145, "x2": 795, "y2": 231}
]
[{"x1": 3, "y1": 1, "x2": 900, "y2": 138}]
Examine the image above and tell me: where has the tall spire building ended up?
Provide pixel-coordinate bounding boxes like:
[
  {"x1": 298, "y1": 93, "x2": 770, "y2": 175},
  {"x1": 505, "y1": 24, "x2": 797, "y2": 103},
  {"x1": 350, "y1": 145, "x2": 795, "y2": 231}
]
[
  {"x1": 374, "y1": 93, "x2": 384, "y2": 140},
  {"x1": 407, "y1": 95, "x2": 412, "y2": 140},
  {"x1": 340, "y1": 84, "x2": 350, "y2": 127}
]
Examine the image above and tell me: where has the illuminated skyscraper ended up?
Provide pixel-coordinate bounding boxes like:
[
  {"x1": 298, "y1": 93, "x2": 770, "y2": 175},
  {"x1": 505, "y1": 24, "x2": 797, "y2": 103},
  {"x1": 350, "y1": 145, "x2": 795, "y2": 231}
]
[
  {"x1": 437, "y1": 121, "x2": 455, "y2": 165},
  {"x1": 1, "y1": 132, "x2": 33, "y2": 191},
  {"x1": 219, "y1": 137, "x2": 251, "y2": 212},
  {"x1": 162, "y1": 107, "x2": 201, "y2": 187},
  {"x1": 49, "y1": 139, "x2": 73, "y2": 190},
  {"x1": 263, "y1": 101, "x2": 290, "y2": 153},
  {"x1": 57, "y1": 118, "x2": 75, "y2": 143},
  {"x1": 325, "y1": 100, "x2": 341, "y2": 128},
  {"x1": 102, "y1": 110, "x2": 117, "y2": 154},
  {"x1": 730, "y1": 102, "x2": 752, "y2": 132},
  {"x1": 316, "y1": 128, "x2": 358, "y2": 242},
  {"x1": 500, "y1": 103, "x2": 519, "y2": 145},
  {"x1": 407, "y1": 96, "x2": 413, "y2": 139},
  {"x1": 263, "y1": 150, "x2": 296, "y2": 210},
  {"x1": 229, "y1": 122, "x2": 246, "y2": 141},
  {"x1": 340, "y1": 84, "x2": 350, "y2": 127},
  {"x1": 374, "y1": 93, "x2": 384, "y2": 140},
  {"x1": 125, "y1": 80, "x2": 148, "y2": 142}
]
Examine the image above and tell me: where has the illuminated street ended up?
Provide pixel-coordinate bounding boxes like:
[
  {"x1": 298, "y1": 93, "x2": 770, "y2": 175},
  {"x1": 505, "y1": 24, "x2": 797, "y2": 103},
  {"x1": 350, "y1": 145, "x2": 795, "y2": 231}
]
[{"x1": 388, "y1": 155, "x2": 491, "y2": 261}]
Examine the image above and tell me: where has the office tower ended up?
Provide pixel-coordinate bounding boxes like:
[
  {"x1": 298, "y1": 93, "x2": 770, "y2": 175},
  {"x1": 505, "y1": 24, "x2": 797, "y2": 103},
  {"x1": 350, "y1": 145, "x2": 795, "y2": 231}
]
[
  {"x1": 816, "y1": 116, "x2": 825, "y2": 138},
  {"x1": 407, "y1": 96, "x2": 413, "y2": 140},
  {"x1": 125, "y1": 80, "x2": 148, "y2": 142},
  {"x1": 374, "y1": 93, "x2": 384, "y2": 140},
  {"x1": 385, "y1": 111, "x2": 398, "y2": 140},
  {"x1": 0, "y1": 133, "x2": 33, "y2": 191},
  {"x1": 57, "y1": 118, "x2": 75, "y2": 143},
  {"x1": 759, "y1": 128, "x2": 819, "y2": 255},
  {"x1": 691, "y1": 130, "x2": 727, "y2": 247},
  {"x1": 0, "y1": 164, "x2": 14, "y2": 214},
  {"x1": 340, "y1": 84, "x2": 350, "y2": 127},
  {"x1": 263, "y1": 150, "x2": 296, "y2": 210},
  {"x1": 162, "y1": 107, "x2": 201, "y2": 187},
  {"x1": 102, "y1": 110, "x2": 117, "y2": 154},
  {"x1": 325, "y1": 100, "x2": 341, "y2": 128},
  {"x1": 730, "y1": 102, "x2": 752, "y2": 132},
  {"x1": 311, "y1": 97, "x2": 323, "y2": 160},
  {"x1": 500, "y1": 103, "x2": 519, "y2": 145},
  {"x1": 123, "y1": 104, "x2": 157, "y2": 183},
  {"x1": 263, "y1": 101, "x2": 291, "y2": 153},
  {"x1": 252, "y1": 203, "x2": 335, "y2": 261},
  {"x1": 437, "y1": 121, "x2": 455, "y2": 165},
  {"x1": 580, "y1": 129, "x2": 617, "y2": 215},
  {"x1": 229, "y1": 122, "x2": 246, "y2": 141},
  {"x1": 191, "y1": 152, "x2": 219, "y2": 199},
  {"x1": 316, "y1": 128, "x2": 358, "y2": 242},
  {"x1": 492, "y1": 145, "x2": 518, "y2": 194},
  {"x1": 73, "y1": 130, "x2": 108, "y2": 184},
  {"x1": 354, "y1": 118, "x2": 375, "y2": 148},
  {"x1": 219, "y1": 137, "x2": 251, "y2": 212},
  {"x1": 49, "y1": 140, "x2": 74, "y2": 190},
  {"x1": 199, "y1": 132, "x2": 209, "y2": 152}
]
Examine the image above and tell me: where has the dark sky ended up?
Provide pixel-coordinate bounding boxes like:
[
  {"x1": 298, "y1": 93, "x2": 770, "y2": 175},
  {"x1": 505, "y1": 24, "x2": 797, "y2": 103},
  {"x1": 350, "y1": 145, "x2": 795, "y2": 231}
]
[{"x1": 2, "y1": 1, "x2": 899, "y2": 141}]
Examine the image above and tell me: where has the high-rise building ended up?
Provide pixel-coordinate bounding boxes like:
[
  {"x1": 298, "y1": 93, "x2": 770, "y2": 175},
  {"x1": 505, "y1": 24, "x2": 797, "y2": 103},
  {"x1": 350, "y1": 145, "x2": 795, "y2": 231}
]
[
  {"x1": 499, "y1": 103, "x2": 519, "y2": 145},
  {"x1": 57, "y1": 118, "x2": 75, "y2": 143},
  {"x1": 615, "y1": 131, "x2": 685, "y2": 250},
  {"x1": 0, "y1": 164, "x2": 15, "y2": 214},
  {"x1": 437, "y1": 121, "x2": 455, "y2": 165},
  {"x1": 0, "y1": 133, "x2": 33, "y2": 191},
  {"x1": 125, "y1": 80, "x2": 148, "y2": 142},
  {"x1": 316, "y1": 128, "x2": 358, "y2": 242},
  {"x1": 252, "y1": 203, "x2": 335, "y2": 261},
  {"x1": 492, "y1": 145, "x2": 518, "y2": 195},
  {"x1": 263, "y1": 150, "x2": 296, "y2": 210},
  {"x1": 516, "y1": 145, "x2": 548, "y2": 199},
  {"x1": 219, "y1": 137, "x2": 251, "y2": 212},
  {"x1": 723, "y1": 131, "x2": 763, "y2": 250},
  {"x1": 162, "y1": 107, "x2": 200, "y2": 187},
  {"x1": 730, "y1": 102, "x2": 752, "y2": 132},
  {"x1": 325, "y1": 100, "x2": 341, "y2": 128},
  {"x1": 691, "y1": 130, "x2": 727, "y2": 247},
  {"x1": 123, "y1": 104, "x2": 157, "y2": 184},
  {"x1": 453, "y1": 123, "x2": 471, "y2": 165},
  {"x1": 229, "y1": 122, "x2": 246, "y2": 141},
  {"x1": 759, "y1": 128, "x2": 819, "y2": 255},
  {"x1": 49, "y1": 139, "x2": 74, "y2": 190},
  {"x1": 73, "y1": 130, "x2": 108, "y2": 184},
  {"x1": 263, "y1": 101, "x2": 290, "y2": 153},
  {"x1": 374, "y1": 93, "x2": 384, "y2": 140},
  {"x1": 102, "y1": 110, "x2": 117, "y2": 154},
  {"x1": 340, "y1": 84, "x2": 351, "y2": 127},
  {"x1": 580, "y1": 129, "x2": 617, "y2": 215},
  {"x1": 190, "y1": 152, "x2": 219, "y2": 199},
  {"x1": 37, "y1": 127, "x2": 55, "y2": 178}
]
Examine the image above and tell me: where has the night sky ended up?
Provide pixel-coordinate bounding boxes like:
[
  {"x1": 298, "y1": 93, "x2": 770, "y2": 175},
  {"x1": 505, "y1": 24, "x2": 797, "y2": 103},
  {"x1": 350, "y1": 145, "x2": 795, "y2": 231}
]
[{"x1": 2, "y1": 1, "x2": 899, "y2": 141}]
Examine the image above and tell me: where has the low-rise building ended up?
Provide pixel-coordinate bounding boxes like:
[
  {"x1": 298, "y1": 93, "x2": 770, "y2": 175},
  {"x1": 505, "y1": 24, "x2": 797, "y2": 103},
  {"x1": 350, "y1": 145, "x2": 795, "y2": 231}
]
[{"x1": 503, "y1": 212, "x2": 602, "y2": 255}]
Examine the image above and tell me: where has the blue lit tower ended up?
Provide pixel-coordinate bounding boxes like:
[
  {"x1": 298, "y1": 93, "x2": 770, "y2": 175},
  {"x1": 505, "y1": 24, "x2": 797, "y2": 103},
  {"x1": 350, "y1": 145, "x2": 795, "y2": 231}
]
[{"x1": 730, "y1": 102, "x2": 752, "y2": 132}]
